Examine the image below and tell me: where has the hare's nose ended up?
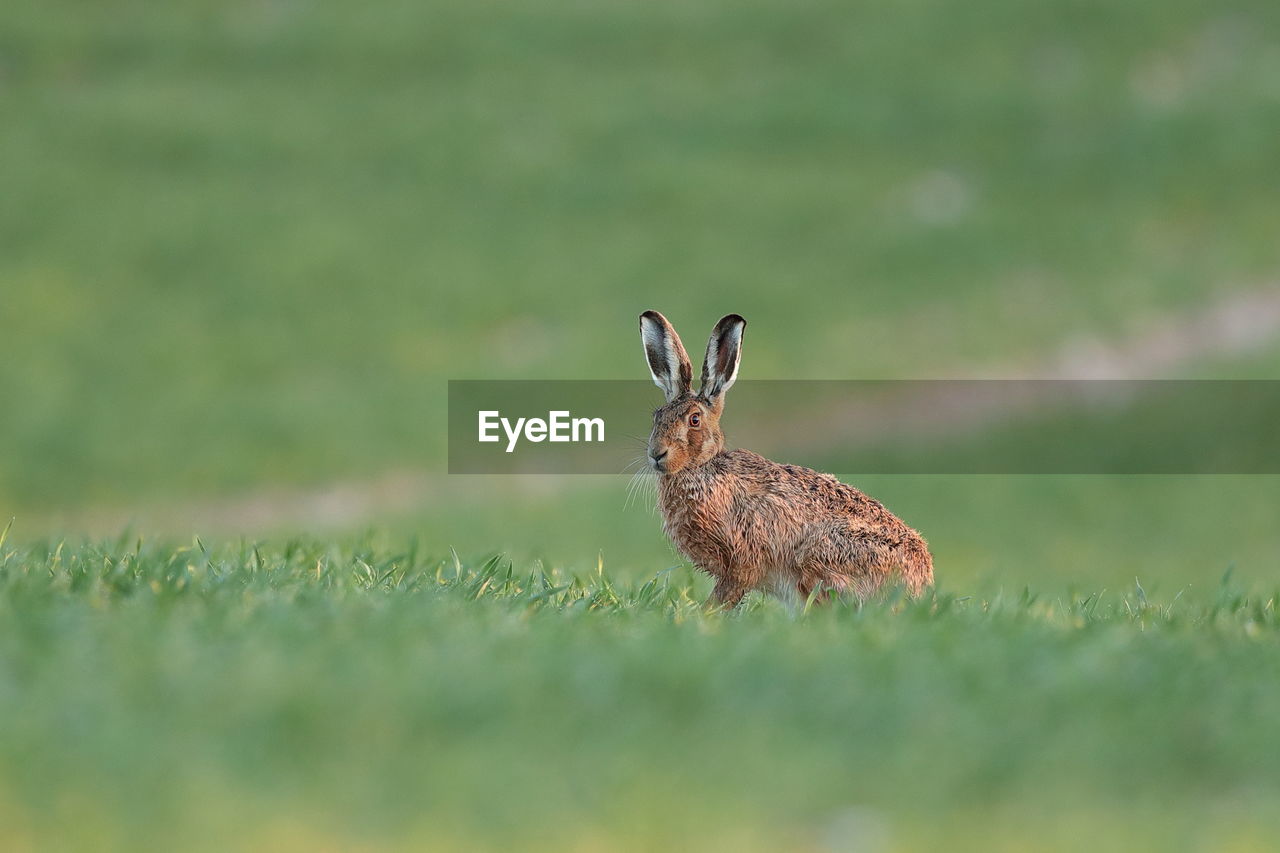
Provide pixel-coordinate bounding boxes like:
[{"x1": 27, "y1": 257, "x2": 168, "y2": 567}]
[{"x1": 649, "y1": 449, "x2": 668, "y2": 469}]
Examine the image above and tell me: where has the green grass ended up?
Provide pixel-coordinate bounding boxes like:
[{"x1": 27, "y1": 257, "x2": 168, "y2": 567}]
[
  {"x1": 3, "y1": 3, "x2": 1279, "y2": 848},
  {"x1": 2, "y1": 536, "x2": 1278, "y2": 852},
  {"x1": 4, "y1": 0, "x2": 1280, "y2": 509},
  {"x1": 386, "y1": 474, "x2": 1280, "y2": 595}
]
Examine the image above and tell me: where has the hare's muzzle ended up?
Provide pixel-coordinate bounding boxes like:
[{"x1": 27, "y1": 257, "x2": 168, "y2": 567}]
[{"x1": 648, "y1": 448, "x2": 669, "y2": 473}]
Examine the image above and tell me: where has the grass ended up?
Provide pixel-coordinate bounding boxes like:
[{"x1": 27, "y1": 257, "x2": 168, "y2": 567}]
[
  {"x1": 2, "y1": 536, "x2": 1278, "y2": 852},
  {"x1": 3, "y1": 3, "x2": 1279, "y2": 848},
  {"x1": 380, "y1": 474, "x2": 1280, "y2": 595},
  {"x1": 4, "y1": 0, "x2": 1280, "y2": 509}
]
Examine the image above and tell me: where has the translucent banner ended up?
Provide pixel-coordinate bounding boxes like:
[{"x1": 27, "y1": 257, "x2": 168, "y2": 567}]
[{"x1": 447, "y1": 380, "x2": 1280, "y2": 474}]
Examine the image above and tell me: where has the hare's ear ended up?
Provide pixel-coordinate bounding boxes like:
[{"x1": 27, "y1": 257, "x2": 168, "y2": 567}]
[
  {"x1": 699, "y1": 314, "x2": 746, "y2": 403},
  {"x1": 639, "y1": 310, "x2": 692, "y2": 402}
]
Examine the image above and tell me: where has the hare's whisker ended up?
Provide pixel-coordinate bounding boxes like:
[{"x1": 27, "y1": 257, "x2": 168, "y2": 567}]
[{"x1": 623, "y1": 462, "x2": 658, "y2": 512}]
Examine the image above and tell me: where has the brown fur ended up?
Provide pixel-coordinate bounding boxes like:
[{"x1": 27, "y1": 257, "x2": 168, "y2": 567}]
[{"x1": 640, "y1": 311, "x2": 934, "y2": 609}]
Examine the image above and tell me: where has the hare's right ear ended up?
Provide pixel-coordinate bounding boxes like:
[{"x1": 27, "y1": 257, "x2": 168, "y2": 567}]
[
  {"x1": 699, "y1": 314, "x2": 746, "y2": 403},
  {"x1": 639, "y1": 310, "x2": 692, "y2": 402}
]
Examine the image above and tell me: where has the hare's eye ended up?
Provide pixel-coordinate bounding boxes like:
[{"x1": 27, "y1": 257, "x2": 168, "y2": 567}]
[{"x1": 688, "y1": 412, "x2": 701, "y2": 428}]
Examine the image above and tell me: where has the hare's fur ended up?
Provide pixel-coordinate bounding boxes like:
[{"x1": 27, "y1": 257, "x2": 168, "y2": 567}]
[{"x1": 640, "y1": 311, "x2": 933, "y2": 609}]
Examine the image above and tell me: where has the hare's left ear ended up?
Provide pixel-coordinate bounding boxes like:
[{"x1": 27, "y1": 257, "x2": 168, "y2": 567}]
[
  {"x1": 699, "y1": 314, "x2": 746, "y2": 403},
  {"x1": 639, "y1": 310, "x2": 693, "y2": 402}
]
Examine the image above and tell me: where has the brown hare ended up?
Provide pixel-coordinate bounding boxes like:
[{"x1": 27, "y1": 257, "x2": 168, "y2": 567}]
[{"x1": 639, "y1": 310, "x2": 933, "y2": 609}]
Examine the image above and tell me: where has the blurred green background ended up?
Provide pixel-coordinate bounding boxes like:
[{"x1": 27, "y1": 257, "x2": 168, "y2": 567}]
[
  {"x1": 4, "y1": 1, "x2": 1280, "y2": 850},
  {"x1": 5, "y1": 0, "x2": 1279, "y2": 592}
]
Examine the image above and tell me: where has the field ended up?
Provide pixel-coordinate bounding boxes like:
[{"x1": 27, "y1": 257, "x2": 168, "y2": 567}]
[
  {"x1": 2, "y1": 0, "x2": 1280, "y2": 849},
  {"x1": 2, "y1": 536, "x2": 1278, "y2": 852}
]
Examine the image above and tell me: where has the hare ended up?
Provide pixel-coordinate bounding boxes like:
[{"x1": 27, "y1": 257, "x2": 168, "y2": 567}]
[{"x1": 639, "y1": 310, "x2": 933, "y2": 609}]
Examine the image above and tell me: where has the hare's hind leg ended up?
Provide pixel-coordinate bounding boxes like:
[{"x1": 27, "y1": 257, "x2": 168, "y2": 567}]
[{"x1": 798, "y1": 521, "x2": 895, "y2": 600}]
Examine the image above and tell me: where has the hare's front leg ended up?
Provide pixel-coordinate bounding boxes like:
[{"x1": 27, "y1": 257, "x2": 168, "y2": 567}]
[
  {"x1": 705, "y1": 578, "x2": 749, "y2": 611},
  {"x1": 797, "y1": 577, "x2": 836, "y2": 606}
]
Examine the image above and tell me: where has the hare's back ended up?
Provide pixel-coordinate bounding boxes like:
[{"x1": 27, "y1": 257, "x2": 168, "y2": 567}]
[{"x1": 720, "y1": 450, "x2": 917, "y2": 533}]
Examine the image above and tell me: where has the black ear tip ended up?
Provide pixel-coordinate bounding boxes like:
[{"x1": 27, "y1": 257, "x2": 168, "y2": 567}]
[
  {"x1": 718, "y1": 313, "x2": 746, "y2": 329},
  {"x1": 640, "y1": 310, "x2": 663, "y2": 325}
]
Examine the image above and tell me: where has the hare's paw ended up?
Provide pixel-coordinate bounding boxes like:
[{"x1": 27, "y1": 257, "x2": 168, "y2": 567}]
[{"x1": 705, "y1": 579, "x2": 749, "y2": 612}]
